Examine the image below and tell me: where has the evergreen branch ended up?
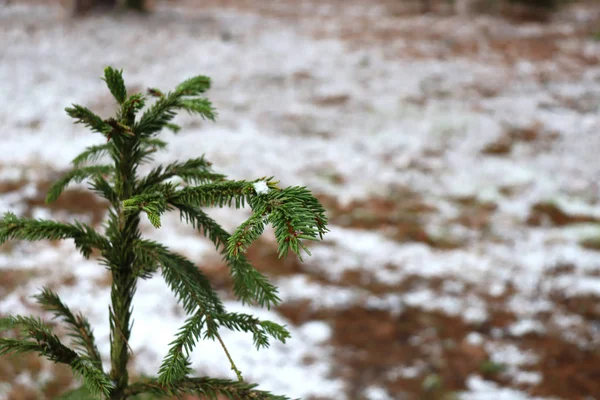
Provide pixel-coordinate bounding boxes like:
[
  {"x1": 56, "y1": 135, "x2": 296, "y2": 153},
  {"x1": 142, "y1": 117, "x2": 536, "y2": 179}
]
[
  {"x1": 171, "y1": 202, "x2": 281, "y2": 309},
  {"x1": 0, "y1": 316, "x2": 112, "y2": 396},
  {"x1": 160, "y1": 250, "x2": 224, "y2": 315},
  {"x1": 132, "y1": 239, "x2": 224, "y2": 314},
  {"x1": 123, "y1": 187, "x2": 175, "y2": 228},
  {"x1": 71, "y1": 357, "x2": 115, "y2": 397},
  {"x1": 46, "y1": 165, "x2": 114, "y2": 203},
  {"x1": 137, "y1": 157, "x2": 224, "y2": 192},
  {"x1": 0, "y1": 338, "x2": 41, "y2": 355},
  {"x1": 140, "y1": 137, "x2": 168, "y2": 150},
  {"x1": 176, "y1": 75, "x2": 211, "y2": 96},
  {"x1": 165, "y1": 123, "x2": 181, "y2": 133},
  {"x1": 103, "y1": 67, "x2": 127, "y2": 105},
  {"x1": 157, "y1": 312, "x2": 205, "y2": 384},
  {"x1": 209, "y1": 312, "x2": 290, "y2": 350},
  {"x1": 172, "y1": 203, "x2": 229, "y2": 250},
  {"x1": 65, "y1": 221, "x2": 111, "y2": 258},
  {"x1": 132, "y1": 243, "x2": 232, "y2": 384},
  {"x1": 125, "y1": 376, "x2": 294, "y2": 400},
  {"x1": 0, "y1": 212, "x2": 110, "y2": 257},
  {"x1": 213, "y1": 329, "x2": 243, "y2": 382},
  {"x1": 237, "y1": 185, "x2": 329, "y2": 261},
  {"x1": 72, "y1": 143, "x2": 113, "y2": 167},
  {"x1": 55, "y1": 386, "x2": 98, "y2": 400},
  {"x1": 228, "y1": 214, "x2": 267, "y2": 258},
  {"x1": 135, "y1": 137, "x2": 169, "y2": 165},
  {"x1": 137, "y1": 75, "x2": 213, "y2": 137},
  {"x1": 89, "y1": 175, "x2": 119, "y2": 205},
  {"x1": 34, "y1": 287, "x2": 103, "y2": 367},
  {"x1": 0, "y1": 316, "x2": 78, "y2": 364},
  {"x1": 136, "y1": 91, "x2": 180, "y2": 136},
  {"x1": 290, "y1": 187, "x2": 329, "y2": 240},
  {"x1": 230, "y1": 256, "x2": 281, "y2": 309},
  {"x1": 179, "y1": 98, "x2": 216, "y2": 121},
  {"x1": 170, "y1": 180, "x2": 253, "y2": 208},
  {"x1": 65, "y1": 105, "x2": 111, "y2": 136},
  {"x1": 121, "y1": 93, "x2": 146, "y2": 123}
]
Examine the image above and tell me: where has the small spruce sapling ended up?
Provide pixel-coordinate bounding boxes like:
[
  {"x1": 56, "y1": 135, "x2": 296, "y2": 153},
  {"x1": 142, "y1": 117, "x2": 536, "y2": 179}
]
[{"x1": 0, "y1": 67, "x2": 328, "y2": 399}]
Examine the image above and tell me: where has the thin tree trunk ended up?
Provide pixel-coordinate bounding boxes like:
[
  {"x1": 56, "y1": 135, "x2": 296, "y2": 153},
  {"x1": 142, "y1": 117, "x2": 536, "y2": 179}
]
[
  {"x1": 71, "y1": 0, "x2": 118, "y2": 16},
  {"x1": 421, "y1": 0, "x2": 432, "y2": 13},
  {"x1": 70, "y1": 0, "x2": 150, "y2": 16},
  {"x1": 124, "y1": 0, "x2": 149, "y2": 12},
  {"x1": 108, "y1": 142, "x2": 140, "y2": 400}
]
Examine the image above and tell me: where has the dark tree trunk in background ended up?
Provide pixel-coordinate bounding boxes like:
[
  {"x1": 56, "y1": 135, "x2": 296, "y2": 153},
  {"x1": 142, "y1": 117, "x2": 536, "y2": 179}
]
[
  {"x1": 124, "y1": 0, "x2": 148, "y2": 12},
  {"x1": 421, "y1": 0, "x2": 432, "y2": 13},
  {"x1": 71, "y1": 0, "x2": 116, "y2": 15},
  {"x1": 71, "y1": 0, "x2": 149, "y2": 16}
]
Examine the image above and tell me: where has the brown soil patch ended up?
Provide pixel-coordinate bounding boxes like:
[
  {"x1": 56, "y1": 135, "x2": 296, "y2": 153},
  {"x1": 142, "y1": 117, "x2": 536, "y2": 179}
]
[
  {"x1": 30, "y1": 178, "x2": 108, "y2": 226},
  {"x1": 451, "y1": 197, "x2": 498, "y2": 232},
  {"x1": 527, "y1": 202, "x2": 600, "y2": 226},
  {"x1": 551, "y1": 293, "x2": 600, "y2": 323},
  {"x1": 235, "y1": 235, "x2": 600, "y2": 399},
  {"x1": 0, "y1": 171, "x2": 108, "y2": 226},
  {"x1": 317, "y1": 191, "x2": 463, "y2": 249},
  {"x1": 320, "y1": 306, "x2": 492, "y2": 399},
  {"x1": 524, "y1": 333, "x2": 600, "y2": 398},
  {"x1": 244, "y1": 238, "x2": 452, "y2": 295},
  {"x1": 482, "y1": 121, "x2": 559, "y2": 156},
  {"x1": 580, "y1": 237, "x2": 600, "y2": 251},
  {"x1": 276, "y1": 286, "x2": 600, "y2": 399},
  {"x1": 0, "y1": 269, "x2": 40, "y2": 299},
  {"x1": 482, "y1": 137, "x2": 513, "y2": 155}
]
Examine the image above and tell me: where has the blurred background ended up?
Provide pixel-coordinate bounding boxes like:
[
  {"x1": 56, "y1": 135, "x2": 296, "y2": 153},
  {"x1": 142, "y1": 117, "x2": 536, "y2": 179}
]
[{"x1": 1, "y1": 0, "x2": 600, "y2": 399}]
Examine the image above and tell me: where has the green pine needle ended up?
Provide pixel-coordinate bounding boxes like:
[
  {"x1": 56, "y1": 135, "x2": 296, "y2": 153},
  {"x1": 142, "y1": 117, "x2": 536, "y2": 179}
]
[
  {"x1": 0, "y1": 212, "x2": 109, "y2": 257},
  {"x1": 34, "y1": 287, "x2": 103, "y2": 367},
  {"x1": 71, "y1": 143, "x2": 113, "y2": 167},
  {"x1": 46, "y1": 165, "x2": 113, "y2": 203},
  {"x1": 103, "y1": 67, "x2": 127, "y2": 105},
  {"x1": 65, "y1": 105, "x2": 111, "y2": 136},
  {"x1": 176, "y1": 75, "x2": 211, "y2": 95}
]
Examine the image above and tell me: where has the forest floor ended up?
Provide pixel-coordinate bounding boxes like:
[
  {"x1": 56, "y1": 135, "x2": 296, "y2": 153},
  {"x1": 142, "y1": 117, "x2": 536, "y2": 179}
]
[{"x1": 1, "y1": 1, "x2": 600, "y2": 399}]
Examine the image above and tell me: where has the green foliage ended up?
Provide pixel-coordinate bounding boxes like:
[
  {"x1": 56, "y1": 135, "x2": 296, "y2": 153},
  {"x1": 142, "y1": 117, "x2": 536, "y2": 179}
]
[
  {"x1": 137, "y1": 156, "x2": 224, "y2": 192},
  {"x1": 65, "y1": 105, "x2": 111, "y2": 137},
  {"x1": 0, "y1": 316, "x2": 113, "y2": 397},
  {"x1": 136, "y1": 76, "x2": 215, "y2": 137},
  {"x1": 133, "y1": 239, "x2": 225, "y2": 314},
  {"x1": 0, "y1": 212, "x2": 109, "y2": 257},
  {"x1": 422, "y1": 373, "x2": 443, "y2": 392},
  {"x1": 71, "y1": 143, "x2": 113, "y2": 167},
  {"x1": 57, "y1": 385, "x2": 98, "y2": 400},
  {"x1": 103, "y1": 67, "x2": 127, "y2": 105},
  {"x1": 34, "y1": 287, "x2": 103, "y2": 366},
  {"x1": 172, "y1": 202, "x2": 282, "y2": 308},
  {"x1": 480, "y1": 359, "x2": 507, "y2": 375},
  {"x1": 125, "y1": 377, "x2": 294, "y2": 399},
  {"x1": 0, "y1": 66, "x2": 327, "y2": 399},
  {"x1": 46, "y1": 165, "x2": 114, "y2": 203}
]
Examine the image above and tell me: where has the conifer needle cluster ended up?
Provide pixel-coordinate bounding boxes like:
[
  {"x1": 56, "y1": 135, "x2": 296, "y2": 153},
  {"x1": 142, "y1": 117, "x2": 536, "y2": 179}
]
[{"x1": 0, "y1": 67, "x2": 328, "y2": 399}]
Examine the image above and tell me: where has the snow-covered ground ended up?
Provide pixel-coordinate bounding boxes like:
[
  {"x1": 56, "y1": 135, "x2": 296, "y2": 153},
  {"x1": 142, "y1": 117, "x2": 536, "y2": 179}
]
[{"x1": 1, "y1": 1, "x2": 600, "y2": 399}]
